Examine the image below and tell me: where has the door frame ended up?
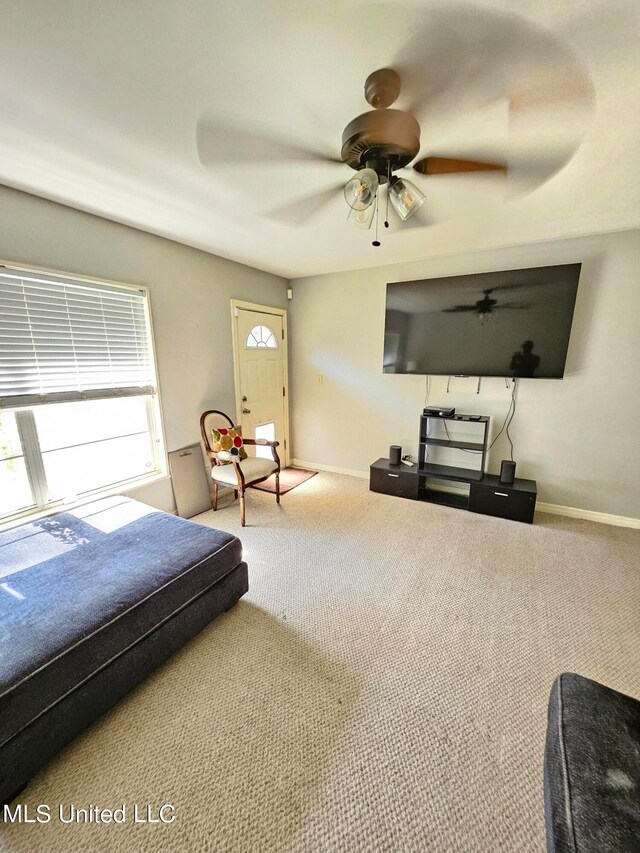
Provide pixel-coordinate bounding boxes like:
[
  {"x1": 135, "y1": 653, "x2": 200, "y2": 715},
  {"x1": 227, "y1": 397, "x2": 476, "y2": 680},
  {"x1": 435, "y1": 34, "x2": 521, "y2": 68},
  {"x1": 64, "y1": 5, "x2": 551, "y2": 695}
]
[{"x1": 230, "y1": 299, "x2": 290, "y2": 467}]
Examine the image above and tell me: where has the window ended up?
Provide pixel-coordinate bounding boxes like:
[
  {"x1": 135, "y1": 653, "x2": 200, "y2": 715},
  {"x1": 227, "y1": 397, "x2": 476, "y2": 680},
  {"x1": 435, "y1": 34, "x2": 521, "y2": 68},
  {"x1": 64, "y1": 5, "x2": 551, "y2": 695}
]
[
  {"x1": 245, "y1": 325, "x2": 277, "y2": 349},
  {"x1": 254, "y1": 421, "x2": 275, "y2": 460},
  {"x1": 0, "y1": 265, "x2": 163, "y2": 522},
  {"x1": 0, "y1": 411, "x2": 33, "y2": 517}
]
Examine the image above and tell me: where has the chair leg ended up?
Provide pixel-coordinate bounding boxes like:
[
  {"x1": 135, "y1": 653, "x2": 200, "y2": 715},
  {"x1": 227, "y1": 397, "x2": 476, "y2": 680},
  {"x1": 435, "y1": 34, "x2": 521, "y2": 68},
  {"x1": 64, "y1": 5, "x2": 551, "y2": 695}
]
[
  {"x1": 213, "y1": 482, "x2": 218, "y2": 511},
  {"x1": 239, "y1": 490, "x2": 246, "y2": 527},
  {"x1": 275, "y1": 471, "x2": 280, "y2": 504}
]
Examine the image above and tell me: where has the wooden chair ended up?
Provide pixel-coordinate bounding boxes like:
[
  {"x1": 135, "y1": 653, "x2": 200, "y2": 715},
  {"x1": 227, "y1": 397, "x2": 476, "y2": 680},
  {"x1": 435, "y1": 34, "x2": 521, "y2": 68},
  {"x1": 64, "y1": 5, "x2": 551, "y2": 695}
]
[{"x1": 199, "y1": 410, "x2": 280, "y2": 527}]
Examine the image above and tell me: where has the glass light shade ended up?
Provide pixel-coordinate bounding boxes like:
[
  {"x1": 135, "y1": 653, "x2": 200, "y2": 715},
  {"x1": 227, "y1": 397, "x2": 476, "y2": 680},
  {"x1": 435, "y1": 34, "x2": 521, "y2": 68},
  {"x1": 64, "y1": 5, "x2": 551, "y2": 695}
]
[
  {"x1": 347, "y1": 201, "x2": 375, "y2": 229},
  {"x1": 388, "y1": 177, "x2": 425, "y2": 221},
  {"x1": 344, "y1": 168, "x2": 379, "y2": 211}
]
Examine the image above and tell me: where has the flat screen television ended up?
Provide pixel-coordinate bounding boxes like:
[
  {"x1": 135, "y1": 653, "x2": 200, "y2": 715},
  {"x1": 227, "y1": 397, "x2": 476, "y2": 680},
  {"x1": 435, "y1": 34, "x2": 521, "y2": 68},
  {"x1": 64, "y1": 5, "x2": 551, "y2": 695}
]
[{"x1": 383, "y1": 263, "x2": 581, "y2": 379}]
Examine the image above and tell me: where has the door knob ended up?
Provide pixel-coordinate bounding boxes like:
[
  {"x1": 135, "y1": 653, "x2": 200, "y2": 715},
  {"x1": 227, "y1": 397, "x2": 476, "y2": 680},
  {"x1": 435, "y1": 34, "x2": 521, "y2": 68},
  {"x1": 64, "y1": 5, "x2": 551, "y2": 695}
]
[{"x1": 242, "y1": 407, "x2": 251, "y2": 414}]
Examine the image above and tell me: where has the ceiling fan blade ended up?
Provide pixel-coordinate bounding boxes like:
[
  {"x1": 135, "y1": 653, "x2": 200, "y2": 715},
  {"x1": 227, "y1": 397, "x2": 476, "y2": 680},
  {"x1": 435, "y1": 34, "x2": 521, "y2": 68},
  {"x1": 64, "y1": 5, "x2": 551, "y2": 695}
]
[
  {"x1": 495, "y1": 302, "x2": 534, "y2": 310},
  {"x1": 383, "y1": 4, "x2": 594, "y2": 198},
  {"x1": 413, "y1": 157, "x2": 506, "y2": 176},
  {"x1": 410, "y1": 139, "x2": 577, "y2": 192},
  {"x1": 489, "y1": 280, "x2": 549, "y2": 293},
  {"x1": 196, "y1": 117, "x2": 343, "y2": 167},
  {"x1": 392, "y1": 4, "x2": 594, "y2": 125},
  {"x1": 487, "y1": 269, "x2": 578, "y2": 294},
  {"x1": 442, "y1": 305, "x2": 481, "y2": 313},
  {"x1": 261, "y1": 183, "x2": 344, "y2": 226},
  {"x1": 489, "y1": 144, "x2": 577, "y2": 189}
]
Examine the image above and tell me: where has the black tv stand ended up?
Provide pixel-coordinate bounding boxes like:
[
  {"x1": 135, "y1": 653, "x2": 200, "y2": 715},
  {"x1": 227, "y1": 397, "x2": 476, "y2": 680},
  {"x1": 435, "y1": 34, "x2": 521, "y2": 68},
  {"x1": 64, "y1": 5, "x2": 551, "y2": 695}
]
[
  {"x1": 369, "y1": 410, "x2": 537, "y2": 523},
  {"x1": 419, "y1": 411, "x2": 489, "y2": 486}
]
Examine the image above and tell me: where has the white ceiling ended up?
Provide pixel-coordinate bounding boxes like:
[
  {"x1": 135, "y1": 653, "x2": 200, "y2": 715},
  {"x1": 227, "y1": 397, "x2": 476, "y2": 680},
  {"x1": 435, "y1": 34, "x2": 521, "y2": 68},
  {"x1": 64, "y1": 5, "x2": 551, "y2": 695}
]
[{"x1": 1, "y1": 0, "x2": 639, "y2": 279}]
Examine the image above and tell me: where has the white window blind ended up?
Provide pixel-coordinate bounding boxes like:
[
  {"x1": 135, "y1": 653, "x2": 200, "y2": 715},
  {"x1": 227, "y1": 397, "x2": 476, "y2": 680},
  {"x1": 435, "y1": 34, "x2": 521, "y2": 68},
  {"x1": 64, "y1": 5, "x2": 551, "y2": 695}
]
[{"x1": 0, "y1": 266, "x2": 156, "y2": 408}]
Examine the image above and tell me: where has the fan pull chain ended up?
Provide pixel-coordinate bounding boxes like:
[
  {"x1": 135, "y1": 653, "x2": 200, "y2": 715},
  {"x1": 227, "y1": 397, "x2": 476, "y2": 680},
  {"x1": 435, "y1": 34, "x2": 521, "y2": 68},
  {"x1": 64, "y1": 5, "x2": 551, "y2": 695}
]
[
  {"x1": 384, "y1": 161, "x2": 390, "y2": 228},
  {"x1": 372, "y1": 191, "x2": 381, "y2": 247}
]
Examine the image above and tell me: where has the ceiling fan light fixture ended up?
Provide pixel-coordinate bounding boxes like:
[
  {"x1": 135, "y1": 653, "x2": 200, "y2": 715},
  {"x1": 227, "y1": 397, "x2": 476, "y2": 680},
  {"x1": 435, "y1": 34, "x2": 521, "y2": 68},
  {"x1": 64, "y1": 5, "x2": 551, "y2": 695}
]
[
  {"x1": 347, "y1": 202, "x2": 376, "y2": 230},
  {"x1": 344, "y1": 168, "x2": 379, "y2": 211},
  {"x1": 388, "y1": 177, "x2": 425, "y2": 221}
]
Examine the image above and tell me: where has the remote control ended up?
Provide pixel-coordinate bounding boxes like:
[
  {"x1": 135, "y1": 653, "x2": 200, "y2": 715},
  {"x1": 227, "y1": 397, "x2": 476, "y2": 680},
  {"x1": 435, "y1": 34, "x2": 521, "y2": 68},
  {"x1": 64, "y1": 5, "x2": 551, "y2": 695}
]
[{"x1": 401, "y1": 458, "x2": 415, "y2": 467}]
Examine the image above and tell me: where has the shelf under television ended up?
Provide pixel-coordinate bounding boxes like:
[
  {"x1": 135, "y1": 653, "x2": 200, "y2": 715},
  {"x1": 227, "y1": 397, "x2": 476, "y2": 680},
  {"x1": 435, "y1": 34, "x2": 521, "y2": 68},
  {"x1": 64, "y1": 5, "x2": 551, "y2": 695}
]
[
  {"x1": 421, "y1": 437, "x2": 485, "y2": 451},
  {"x1": 419, "y1": 462, "x2": 485, "y2": 483}
]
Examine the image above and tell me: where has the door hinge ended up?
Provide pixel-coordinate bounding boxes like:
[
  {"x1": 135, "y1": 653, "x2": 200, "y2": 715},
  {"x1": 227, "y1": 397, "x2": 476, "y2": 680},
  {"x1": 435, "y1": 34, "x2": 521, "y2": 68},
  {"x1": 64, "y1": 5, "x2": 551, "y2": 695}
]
[
  {"x1": 284, "y1": 439, "x2": 287, "y2": 450},
  {"x1": 283, "y1": 386, "x2": 286, "y2": 397},
  {"x1": 282, "y1": 328, "x2": 284, "y2": 340}
]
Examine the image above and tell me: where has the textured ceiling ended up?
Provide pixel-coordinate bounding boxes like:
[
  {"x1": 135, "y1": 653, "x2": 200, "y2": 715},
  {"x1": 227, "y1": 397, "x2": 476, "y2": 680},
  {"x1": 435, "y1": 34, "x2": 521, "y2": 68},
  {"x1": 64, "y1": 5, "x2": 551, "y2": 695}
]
[{"x1": 0, "y1": 0, "x2": 638, "y2": 278}]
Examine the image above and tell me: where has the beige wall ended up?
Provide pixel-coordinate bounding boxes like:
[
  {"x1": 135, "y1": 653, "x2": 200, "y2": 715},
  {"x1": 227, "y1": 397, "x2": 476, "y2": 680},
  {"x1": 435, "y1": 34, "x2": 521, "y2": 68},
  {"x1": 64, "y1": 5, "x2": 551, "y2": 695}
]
[
  {"x1": 0, "y1": 184, "x2": 288, "y2": 512},
  {"x1": 289, "y1": 230, "x2": 640, "y2": 520},
  {"x1": 3, "y1": 181, "x2": 639, "y2": 520}
]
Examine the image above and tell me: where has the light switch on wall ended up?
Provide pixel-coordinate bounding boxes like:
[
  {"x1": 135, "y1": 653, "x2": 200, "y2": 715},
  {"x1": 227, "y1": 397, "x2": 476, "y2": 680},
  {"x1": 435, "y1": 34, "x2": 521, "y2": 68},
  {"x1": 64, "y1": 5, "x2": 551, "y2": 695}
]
[{"x1": 316, "y1": 375, "x2": 324, "y2": 385}]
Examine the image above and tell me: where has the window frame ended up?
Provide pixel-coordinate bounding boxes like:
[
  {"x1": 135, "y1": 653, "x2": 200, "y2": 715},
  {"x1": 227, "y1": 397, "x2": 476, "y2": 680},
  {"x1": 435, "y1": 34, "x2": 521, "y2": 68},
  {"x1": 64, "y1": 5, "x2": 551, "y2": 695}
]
[{"x1": 0, "y1": 259, "x2": 167, "y2": 526}]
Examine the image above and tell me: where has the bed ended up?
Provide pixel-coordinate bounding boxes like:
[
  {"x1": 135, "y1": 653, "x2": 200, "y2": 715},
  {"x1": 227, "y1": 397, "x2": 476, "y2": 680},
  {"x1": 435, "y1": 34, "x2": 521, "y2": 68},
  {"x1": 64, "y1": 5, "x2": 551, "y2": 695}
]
[{"x1": 0, "y1": 495, "x2": 248, "y2": 804}]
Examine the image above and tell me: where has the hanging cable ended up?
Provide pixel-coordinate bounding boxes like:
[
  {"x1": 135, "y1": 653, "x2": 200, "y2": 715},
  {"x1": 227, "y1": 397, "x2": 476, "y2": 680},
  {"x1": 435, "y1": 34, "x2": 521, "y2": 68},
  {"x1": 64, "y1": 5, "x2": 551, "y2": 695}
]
[
  {"x1": 504, "y1": 378, "x2": 518, "y2": 461},
  {"x1": 488, "y1": 379, "x2": 518, "y2": 453},
  {"x1": 442, "y1": 419, "x2": 483, "y2": 454}
]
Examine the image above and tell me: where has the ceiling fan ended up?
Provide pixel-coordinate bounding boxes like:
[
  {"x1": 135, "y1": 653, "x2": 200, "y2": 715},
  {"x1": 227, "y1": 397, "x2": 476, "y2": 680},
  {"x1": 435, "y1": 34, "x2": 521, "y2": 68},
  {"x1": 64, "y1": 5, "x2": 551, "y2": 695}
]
[
  {"x1": 196, "y1": 8, "x2": 593, "y2": 246},
  {"x1": 442, "y1": 287, "x2": 532, "y2": 323},
  {"x1": 338, "y1": 68, "x2": 505, "y2": 243},
  {"x1": 197, "y1": 67, "x2": 506, "y2": 246}
]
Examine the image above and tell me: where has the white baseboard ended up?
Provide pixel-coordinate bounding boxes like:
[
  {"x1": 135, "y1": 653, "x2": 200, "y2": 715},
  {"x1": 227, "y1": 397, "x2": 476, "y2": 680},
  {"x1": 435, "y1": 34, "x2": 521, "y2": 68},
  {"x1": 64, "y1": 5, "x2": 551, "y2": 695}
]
[
  {"x1": 535, "y1": 502, "x2": 640, "y2": 529},
  {"x1": 292, "y1": 458, "x2": 368, "y2": 480},
  {"x1": 293, "y1": 459, "x2": 640, "y2": 529}
]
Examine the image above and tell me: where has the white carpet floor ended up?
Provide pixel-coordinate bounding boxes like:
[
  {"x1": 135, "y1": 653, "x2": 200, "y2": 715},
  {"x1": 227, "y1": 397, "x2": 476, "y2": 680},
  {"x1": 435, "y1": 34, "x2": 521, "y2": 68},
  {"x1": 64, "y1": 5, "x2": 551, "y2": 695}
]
[{"x1": 1, "y1": 472, "x2": 639, "y2": 853}]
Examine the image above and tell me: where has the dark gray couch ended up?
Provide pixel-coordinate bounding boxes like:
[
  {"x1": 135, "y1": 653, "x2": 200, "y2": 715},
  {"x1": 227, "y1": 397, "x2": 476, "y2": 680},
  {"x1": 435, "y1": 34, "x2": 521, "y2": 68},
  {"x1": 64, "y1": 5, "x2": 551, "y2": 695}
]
[
  {"x1": 0, "y1": 496, "x2": 248, "y2": 804},
  {"x1": 544, "y1": 673, "x2": 640, "y2": 852}
]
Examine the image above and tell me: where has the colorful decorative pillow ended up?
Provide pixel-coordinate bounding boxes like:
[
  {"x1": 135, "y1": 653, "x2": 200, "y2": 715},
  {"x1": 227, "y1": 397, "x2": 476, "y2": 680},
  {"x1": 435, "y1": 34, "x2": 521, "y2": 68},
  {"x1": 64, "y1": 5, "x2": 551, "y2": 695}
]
[{"x1": 211, "y1": 425, "x2": 247, "y2": 462}]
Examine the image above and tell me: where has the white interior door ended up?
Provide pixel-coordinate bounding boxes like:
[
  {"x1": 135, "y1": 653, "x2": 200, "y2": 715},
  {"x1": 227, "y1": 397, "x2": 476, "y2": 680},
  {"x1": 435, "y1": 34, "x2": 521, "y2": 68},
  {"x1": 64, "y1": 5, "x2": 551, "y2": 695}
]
[{"x1": 232, "y1": 305, "x2": 289, "y2": 464}]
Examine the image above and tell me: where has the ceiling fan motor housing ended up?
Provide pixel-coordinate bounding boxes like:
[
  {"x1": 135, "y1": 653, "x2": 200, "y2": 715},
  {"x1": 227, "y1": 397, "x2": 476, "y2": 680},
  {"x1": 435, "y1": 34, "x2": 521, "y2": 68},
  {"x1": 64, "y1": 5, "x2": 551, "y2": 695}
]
[{"x1": 341, "y1": 109, "x2": 421, "y2": 178}]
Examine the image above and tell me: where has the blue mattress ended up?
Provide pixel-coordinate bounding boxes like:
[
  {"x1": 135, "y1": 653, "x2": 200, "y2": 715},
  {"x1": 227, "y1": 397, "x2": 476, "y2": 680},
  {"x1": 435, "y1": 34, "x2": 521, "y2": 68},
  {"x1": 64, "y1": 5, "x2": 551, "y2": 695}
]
[{"x1": 0, "y1": 496, "x2": 243, "y2": 752}]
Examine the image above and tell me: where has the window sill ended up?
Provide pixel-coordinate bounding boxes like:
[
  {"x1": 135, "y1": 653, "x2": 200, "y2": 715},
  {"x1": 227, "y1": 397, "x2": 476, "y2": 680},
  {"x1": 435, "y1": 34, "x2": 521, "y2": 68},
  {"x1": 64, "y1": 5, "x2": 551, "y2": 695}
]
[{"x1": 0, "y1": 471, "x2": 171, "y2": 533}]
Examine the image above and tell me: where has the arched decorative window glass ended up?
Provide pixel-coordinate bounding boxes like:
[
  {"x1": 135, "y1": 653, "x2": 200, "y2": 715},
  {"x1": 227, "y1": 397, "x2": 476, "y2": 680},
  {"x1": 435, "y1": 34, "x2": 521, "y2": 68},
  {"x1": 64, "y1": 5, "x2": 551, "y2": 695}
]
[{"x1": 246, "y1": 325, "x2": 278, "y2": 349}]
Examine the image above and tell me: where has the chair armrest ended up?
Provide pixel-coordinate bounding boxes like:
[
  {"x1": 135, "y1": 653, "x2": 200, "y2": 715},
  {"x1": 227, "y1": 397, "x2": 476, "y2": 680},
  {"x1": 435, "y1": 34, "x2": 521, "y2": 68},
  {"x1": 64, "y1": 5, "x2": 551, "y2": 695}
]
[{"x1": 242, "y1": 438, "x2": 281, "y2": 469}]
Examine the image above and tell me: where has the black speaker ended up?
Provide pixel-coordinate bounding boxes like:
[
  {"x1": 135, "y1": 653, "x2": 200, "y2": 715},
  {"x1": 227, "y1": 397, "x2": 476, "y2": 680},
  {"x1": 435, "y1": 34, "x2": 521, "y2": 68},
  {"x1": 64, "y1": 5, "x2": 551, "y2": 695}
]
[
  {"x1": 499, "y1": 460, "x2": 516, "y2": 485},
  {"x1": 389, "y1": 445, "x2": 402, "y2": 466}
]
